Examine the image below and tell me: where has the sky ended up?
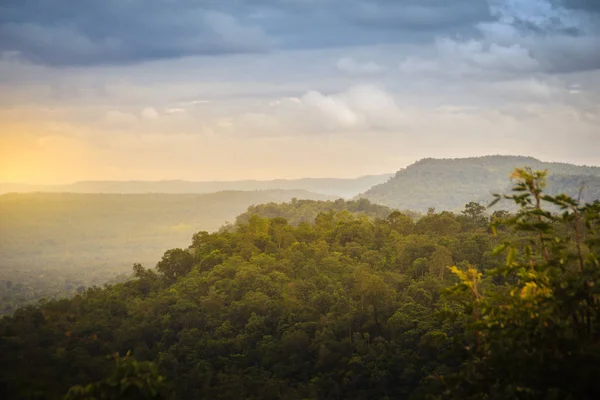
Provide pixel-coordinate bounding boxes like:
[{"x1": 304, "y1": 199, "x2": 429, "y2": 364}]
[{"x1": 0, "y1": 0, "x2": 599, "y2": 184}]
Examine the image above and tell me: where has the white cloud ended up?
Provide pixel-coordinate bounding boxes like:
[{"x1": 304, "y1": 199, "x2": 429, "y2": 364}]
[
  {"x1": 165, "y1": 108, "x2": 186, "y2": 114},
  {"x1": 301, "y1": 90, "x2": 361, "y2": 128},
  {"x1": 182, "y1": 100, "x2": 211, "y2": 106},
  {"x1": 300, "y1": 86, "x2": 403, "y2": 130}
]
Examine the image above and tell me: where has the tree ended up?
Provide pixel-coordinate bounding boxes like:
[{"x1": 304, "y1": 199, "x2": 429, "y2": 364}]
[
  {"x1": 448, "y1": 168, "x2": 600, "y2": 399},
  {"x1": 156, "y1": 249, "x2": 194, "y2": 283},
  {"x1": 64, "y1": 353, "x2": 166, "y2": 400},
  {"x1": 460, "y1": 201, "x2": 488, "y2": 230},
  {"x1": 429, "y1": 246, "x2": 453, "y2": 280},
  {"x1": 386, "y1": 211, "x2": 414, "y2": 235},
  {"x1": 415, "y1": 212, "x2": 460, "y2": 236},
  {"x1": 461, "y1": 202, "x2": 486, "y2": 221}
]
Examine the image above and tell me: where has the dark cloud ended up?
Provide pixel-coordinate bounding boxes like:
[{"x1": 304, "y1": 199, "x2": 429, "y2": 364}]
[
  {"x1": 560, "y1": 0, "x2": 600, "y2": 13},
  {"x1": 0, "y1": 0, "x2": 271, "y2": 66},
  {"x1": 0, "y1": 0, "x2": 598, "y2": 70},
  {"x1": 0, "y1": 0, "x2": 495, "y2": 66},
  {"x1": 342, "y1": 0, "x2": 492, "y2": 30}
]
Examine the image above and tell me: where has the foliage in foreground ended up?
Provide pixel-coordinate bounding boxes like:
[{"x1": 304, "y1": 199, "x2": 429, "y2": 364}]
[{"x1": 447, "y1": 168, "x2": 600, "y2": 399}]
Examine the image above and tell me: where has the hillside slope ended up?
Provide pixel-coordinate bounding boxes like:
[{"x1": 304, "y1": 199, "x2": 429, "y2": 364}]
[
  {"x1": 359, "y1": 156, "x2": 600, "y2": 211},
  {"x1": 0, "y1": 190, "x2": 333, "y2": 312}
]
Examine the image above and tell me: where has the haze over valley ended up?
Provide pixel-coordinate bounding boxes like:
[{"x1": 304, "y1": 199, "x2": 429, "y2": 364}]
[{"x1": 0, "y1": 174, "x2": 393, "y2": 198}]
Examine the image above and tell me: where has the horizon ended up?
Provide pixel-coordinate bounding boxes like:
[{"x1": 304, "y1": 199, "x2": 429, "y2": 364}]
[{"x1": 3, "y1": 154, "x2": 600, "y2": 186}]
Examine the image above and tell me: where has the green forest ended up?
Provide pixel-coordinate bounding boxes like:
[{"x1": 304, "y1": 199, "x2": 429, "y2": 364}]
[
  {"x1": 1, "y1": 168, "x2": 599, "y2": 399},
  {"x1": 233, "y1": 198, "x2": 406, "y2": 227}
]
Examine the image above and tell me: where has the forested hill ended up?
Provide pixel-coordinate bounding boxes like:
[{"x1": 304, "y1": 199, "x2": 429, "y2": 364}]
[
  {"x1": 0, "y1": 190, "x2": 334, "y2": 314},
  {"x1": 0, "y1": 174, "x2": 392, "y2": 198},
  {"x1": 359, "y1": 156, "x2": 600, "y2": 211},
  {"x1": 1, "y1": 171, "x2": 599, "y2": 399},
  {"x1": 233, "y1": 198, "x2": 400, "y2": 227}
]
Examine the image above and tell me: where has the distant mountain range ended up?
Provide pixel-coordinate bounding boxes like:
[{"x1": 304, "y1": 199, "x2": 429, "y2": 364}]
[
  {"x1": 0, "y1": 174, "x2": 393, "y2": 198},
  {"x1": 3, "y1": 156, "x2": 599, "y2": 213},
  {"x1": 359, "y1": 156, "x2": 600, "y2": 212}
]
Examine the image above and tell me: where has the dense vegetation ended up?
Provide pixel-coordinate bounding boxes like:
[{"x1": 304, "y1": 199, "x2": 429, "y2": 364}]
[
  {"x1": 233, "y1": 198, "x2": 410, "y2": 228},
  {"x1": 448, "y1": 169, "x2": 600, "y2": 398},
  {"x1": 0, "y1": 200, "x2": 494, "y2": 399},
  {"x1": 2, "y1": 168, "x2": 598, "y2": 399},
  {"x1": 0, "y1": 174, "x2": 392, "y2": 198},
  {"x1": 0, "y1": 190, "x2": 333, "y2": 314},
  {"x1": 361, "y1": 155, "x2": 600, "y2": 212}
]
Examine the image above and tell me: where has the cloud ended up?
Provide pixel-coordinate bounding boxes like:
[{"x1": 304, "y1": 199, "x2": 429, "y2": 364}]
[
  {"x1": 141, "y1": 107, "x2": 159, "y2": 120},
  {"x1": 300, "y1": 86, "x2": 403, "y2": 130},
  {"x1": 398, "y1": 57, "x2": 440, "y2": 74},
  {"x1": 302, "y1": 90, "x2": 361, "y2": 128},
  {"x1": 105, "y1": 110, "x2": 138, "y2": 125},
  {"x1": 154, "y1": 85, "x2": 408, "y2": 138},
  {"x1": 0, "y1": 0, "x2": 598, "y2": 73},
  {"x1": 488, "y1": 78, "x2": 558, "y2": 99},
  {"x1": 342, "y1": 0, "x2": 491, "y2": 30},
  {"x1": 336, "y1": 57, "x2": 386, "y2": 74},
  {"x1": 394, "y1": 0, "x2": 600, "y2": 76},
  {"x1": 0, "y1": 2, "x2": 270, "y2": 66},
  {"x1": 1, "y1": 0, "x2": 599, "y2": 183},
  {"x1": 166, "y1": 108, "x2": 186, "y2": 114},
  {"x1": 436, "y1": 38, "x2": 540, "y2": 72},
  {"x1": 477, "y1": 0, "x2": 600, "y2": 72},
  {"x1": 397, "y1": 38, "x2": 540, "y2": 78},
  {"x1": 486, "y1": 0, "x2": 580, "y2": 33}
]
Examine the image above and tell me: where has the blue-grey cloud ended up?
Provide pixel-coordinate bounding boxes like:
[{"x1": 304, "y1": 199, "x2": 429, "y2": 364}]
[
  {"x1": 0, "y1": 0, "x2": 598, "y2": 72},
  {"x1": 561, "y1": 0, "x2": 600, "y2": 12},
  {"x1": 477, "y1": 0, "x2": 600, "y2": 73},
  {"x1": 0, "y1": 1, "x2": 271, "y2": 66}
]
